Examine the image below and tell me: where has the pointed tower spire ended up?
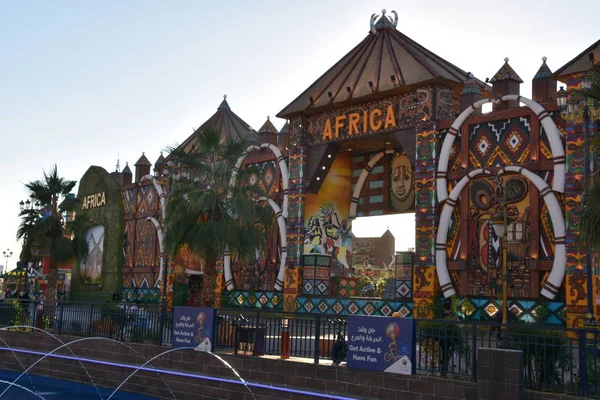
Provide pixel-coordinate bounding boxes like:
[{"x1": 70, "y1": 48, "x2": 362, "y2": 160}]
[
  {"x1": 170, "y1": 96, "x2": 252, "y2": 159},
  {"x1": 258, "y1": 116, "x2": 279, "y2": 145},
  {"x1": 532, "y1": 56, "x2": 556, "y2": 104},
  {"x1": 154, "y1": 151, "x2": 167, "y2": 177},
  {"x1": 490, "y1": 57, "x2": 523, "y2": 111},
  {"x1": 122, "y1": 162, "x2": 132, "y2": 185},
  {"x1": 218, "y1": 94, "x2": 230, "y2": 110},
  {"x1": 460, "y1": 72, "x2": 483, "y2": 114},
  {"x1": 134, "y1": 152, "x2": 151, "y2": 183}
]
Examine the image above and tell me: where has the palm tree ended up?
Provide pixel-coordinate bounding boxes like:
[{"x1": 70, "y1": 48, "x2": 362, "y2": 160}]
[
  {"x1": 17, "y1": 165, "x2": 89, "y2": 301},
  {"x1": 165, "y1": 127, "x2": 273, "y2": 307},
  {"x1": 579, "y1": 80, "x2": 600, "y2": 247}
]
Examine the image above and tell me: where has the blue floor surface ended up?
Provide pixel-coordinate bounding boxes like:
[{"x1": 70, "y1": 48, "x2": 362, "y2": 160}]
[{"x1": 0, "y1": 369, "x2": 157, "y2": 399}]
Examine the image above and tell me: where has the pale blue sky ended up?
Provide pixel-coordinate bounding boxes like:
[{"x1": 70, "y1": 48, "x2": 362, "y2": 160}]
[{"x1": 1, "y1": 0, "x2": 598, "y2": 271}]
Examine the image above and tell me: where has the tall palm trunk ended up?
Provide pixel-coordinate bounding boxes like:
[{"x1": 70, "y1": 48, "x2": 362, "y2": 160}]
[
  {"x1": 201, "y1": 257, "x2": 217, "y2": 307},
  {"x1": 46, "y1": 258, "x2": 58, "y2": 301}
]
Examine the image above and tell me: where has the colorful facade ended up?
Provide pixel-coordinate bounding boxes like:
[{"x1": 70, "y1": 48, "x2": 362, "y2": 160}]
[{"x1": 68, "y1": 12, "x2": 599, "y2": 328}]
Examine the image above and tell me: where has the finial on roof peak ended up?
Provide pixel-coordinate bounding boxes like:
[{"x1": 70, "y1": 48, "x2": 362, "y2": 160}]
[
  {"x1": 142, "y1": 152, "x2": 145, "y2": 155},
  {"x1": 542, "y1": 56, "x2": 547, "y2": 63},
  {"x1": 371, "y1": 9, "x2": 398, "y2": 32},
  {"x1": 467, "y1": 72, "x2": 474, "y2": 79},
  {"x1": 267, "y1": 115, "x2": 270, "y2": 120},
  {"x1": 504, "y1": 57, "x2": 509, "y2": 63}
]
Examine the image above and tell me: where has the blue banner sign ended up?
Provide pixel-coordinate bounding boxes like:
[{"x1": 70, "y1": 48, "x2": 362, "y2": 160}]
[
  {"x1": 347, "y1": 315, "x2": 415, "y2": 375},
  {"x1": 172, "y1": 307, "x2": 216, "y2": 351}
]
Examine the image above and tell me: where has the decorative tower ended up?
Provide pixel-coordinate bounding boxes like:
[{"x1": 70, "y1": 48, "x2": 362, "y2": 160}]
[
  {"x1": 278, "y1": 121, "x2": 290, "y2": 152},
  {"x1": 122, "y1": 162, "x2": 132, "y2": 185},
  {"x1": 134, "y1": 153, "x2": 151, "y2": 184},
  {"x1": 490, "y1": 57, "x2": 523, "y2": 111},
  {"x1": 460, "y1": 72, "x2": 483, "y2": 113},
  {"x1": 257, "y1": 116, "x2": 279, "y2": 145},
  {"x1": 154, "y1": 152, "x2": 167, "y2": 177},
  {"x1": 532, "y1": 57, "x2": 556, "y2": 104}
]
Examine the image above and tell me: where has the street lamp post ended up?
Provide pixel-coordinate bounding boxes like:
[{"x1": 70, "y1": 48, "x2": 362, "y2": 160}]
[
  {"x1": 2, "y1": 249, "x2": 12, "y2": 275},
  {"x1": 491, "y1": 183, "x2": 510, "y2": 325}
]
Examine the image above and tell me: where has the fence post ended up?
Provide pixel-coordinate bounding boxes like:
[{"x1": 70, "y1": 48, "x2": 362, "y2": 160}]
[
  {"x1": 88, "y1": 304, "x2": 94, "y2": 337},
  {"x1": 578, "y1": 329, "x2": 588, "y2": 398},
  {"x1": 58, "y1": 302, "x2": 64, "y2": 335},
  {"x1": 253, "y1": 311, "x2": 261, "y2": 356},
  {"x1": 471, "y1": 322, "x2": 477, "y2": 382},
  {"x1": 313, "y1": 313, "x2": 321, "y2": 365},
  {"x1": 159, "y1": 306, "x2": 166, "y2": 346}
]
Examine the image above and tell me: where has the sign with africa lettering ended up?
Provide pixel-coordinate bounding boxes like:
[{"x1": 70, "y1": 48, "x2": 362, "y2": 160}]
[
  {"x1": 321, "y1": 104, "x2": 398, "y2": 141},
  {"x1": 303, "y1": 87, "x2": 436, "y2": 147},
  {"x1": 347, "y1": 315, "x2": 415, "y2": 375}
]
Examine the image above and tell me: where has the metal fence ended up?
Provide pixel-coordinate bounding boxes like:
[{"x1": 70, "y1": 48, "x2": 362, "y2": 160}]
[{"x1": 0, "y1": 299, "x2": 598, "y2": 397}]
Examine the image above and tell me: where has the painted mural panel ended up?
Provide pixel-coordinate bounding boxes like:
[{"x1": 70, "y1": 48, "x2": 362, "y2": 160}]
[
  {"x1": 304, "y1": 152, "x2": 352, "y2": 276},
  {"x1": 246, "y1": 160, "x2": 278, "y2": 197},
  {"x1": 79, "y1": 225, "x2": 104, "y2": 286},
  {"x1": 390, "y1": 153, "x2": 415, "y2": 213},
  {"x1": 466, "y1": 176, "x2": 534, "y2": 298},
  {"x1": 468, "y1": 116, "x2": 531, "y2": 169},
  {"x1": 351, "y1": 151, "x2": 415, "y2": 217}
]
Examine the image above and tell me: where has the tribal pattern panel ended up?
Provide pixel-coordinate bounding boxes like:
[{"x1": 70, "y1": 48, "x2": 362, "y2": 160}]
[
  {"x1": 227, "y1": 290, "x2": 282, "y2": 309},
  {"x1": 284, "y1": 118, "x2": 307, "y2": 313},
  {"x1": 332, "y1": 277, "x2": 357, "y2": 297},
  {"x1": 446, "y1": 205, "x2": 461, "y2": 261},
  {"x1": 122, "y1": 189, "x2": 136, "y2": 215},
  {"x1": 466, "y1": 298, "x2": 565, "y2": 325},
  {"x1": 395, "y1": 252, "x2": 413, "y2": 300},
  {"x1": 564, "y1": 114, "x2": 588, "y2": 316},
  {"x1": 120, "y1": 288, "x2": 160, "y2": 304},
  {"x1": 132, "y1": 218, "x2": 158, "y2": 288},
  {"x1": 302, "y1": 265, "x2": 331, "y2": 296},
  {"x1": 136, "y1": 184, "x2": 159, "y2": 214},
  {"x1": 414, "y1": 127, "x2": 438, "y2": 318},
  {"x1": 123, "y1": 220, "x2": 135, "y2": 268},
  {"x1": 439, "y1": 128, "x2": 461, "y2": 172},
  {"x1": 540, "y1": 112, "x2": 566, "y2": 162},
  {"x1": 246, "y1": 160, "x2": 278, "y2": 197},
  {"x1": 466, "y1": 176, "x2": 533, "y2": 298},
  {"x1": 435, "y1": 86, "x2": 459, "y2": 121},
  {"x1": 296, "y1": 296, "x2": 413, "y2": 317},
  {"x1": 468, "y1": 116, "x2": 531, "y2": 169}
]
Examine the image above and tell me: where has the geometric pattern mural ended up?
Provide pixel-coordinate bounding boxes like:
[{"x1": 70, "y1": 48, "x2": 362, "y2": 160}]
[
  {"x1": 296, "y1": 296, "x2": 413, "y2": 318},
  {"x1": 395, "y1": 252, "x2": 413, "y2": 299},
  {"x1": 466, "y1": 297, "x2": 566, "y2": 325},
  {"x1": 332, "y1": 277, "x2": 357, "y2": 297},
  {"x1": 469, "y1": 116, "x2": 532, "y2": 168},
  {"x1": 302, "y1": 254, "x2": 331, "y2": 296}
]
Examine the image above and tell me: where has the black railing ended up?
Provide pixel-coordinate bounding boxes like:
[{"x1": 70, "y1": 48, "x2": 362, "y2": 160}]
[{"x1": 0, "y1": 299, "x2": 598, "y2": 397}]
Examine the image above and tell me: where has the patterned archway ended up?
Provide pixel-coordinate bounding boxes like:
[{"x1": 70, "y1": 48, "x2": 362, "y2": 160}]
[
  {"x1": 230, "y1": 143, "x2": 289, "y2": 218},
  {"x1": 435, "y1": 167, "x2": 566, "y2": 300},
  {"x1": 437, "y1": 95, "x2": 565, "y2": 203},
  {"x1": 223, "y1": 196, "x2": 287, "y2": 291}
]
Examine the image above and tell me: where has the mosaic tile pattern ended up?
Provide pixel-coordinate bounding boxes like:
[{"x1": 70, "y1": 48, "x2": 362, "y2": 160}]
[
  {"x1": 332, "y1": 277, "x2": 357, "y2": 297},
  {"x1": 120, "y1": 288, "x2": 160, "y2": 304},
  {"x1": 395, "y1": 252, "x2": 413, "y2": 300},
  {"x1": 296, "y1": 296, "x2": 413, "y2": 317},
  {"x1": 467, "y1": 297, "x2": 565, "y2": 325},
  {"x1": 226, "y1": 290, "x2": 282, "y2": 309}
]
